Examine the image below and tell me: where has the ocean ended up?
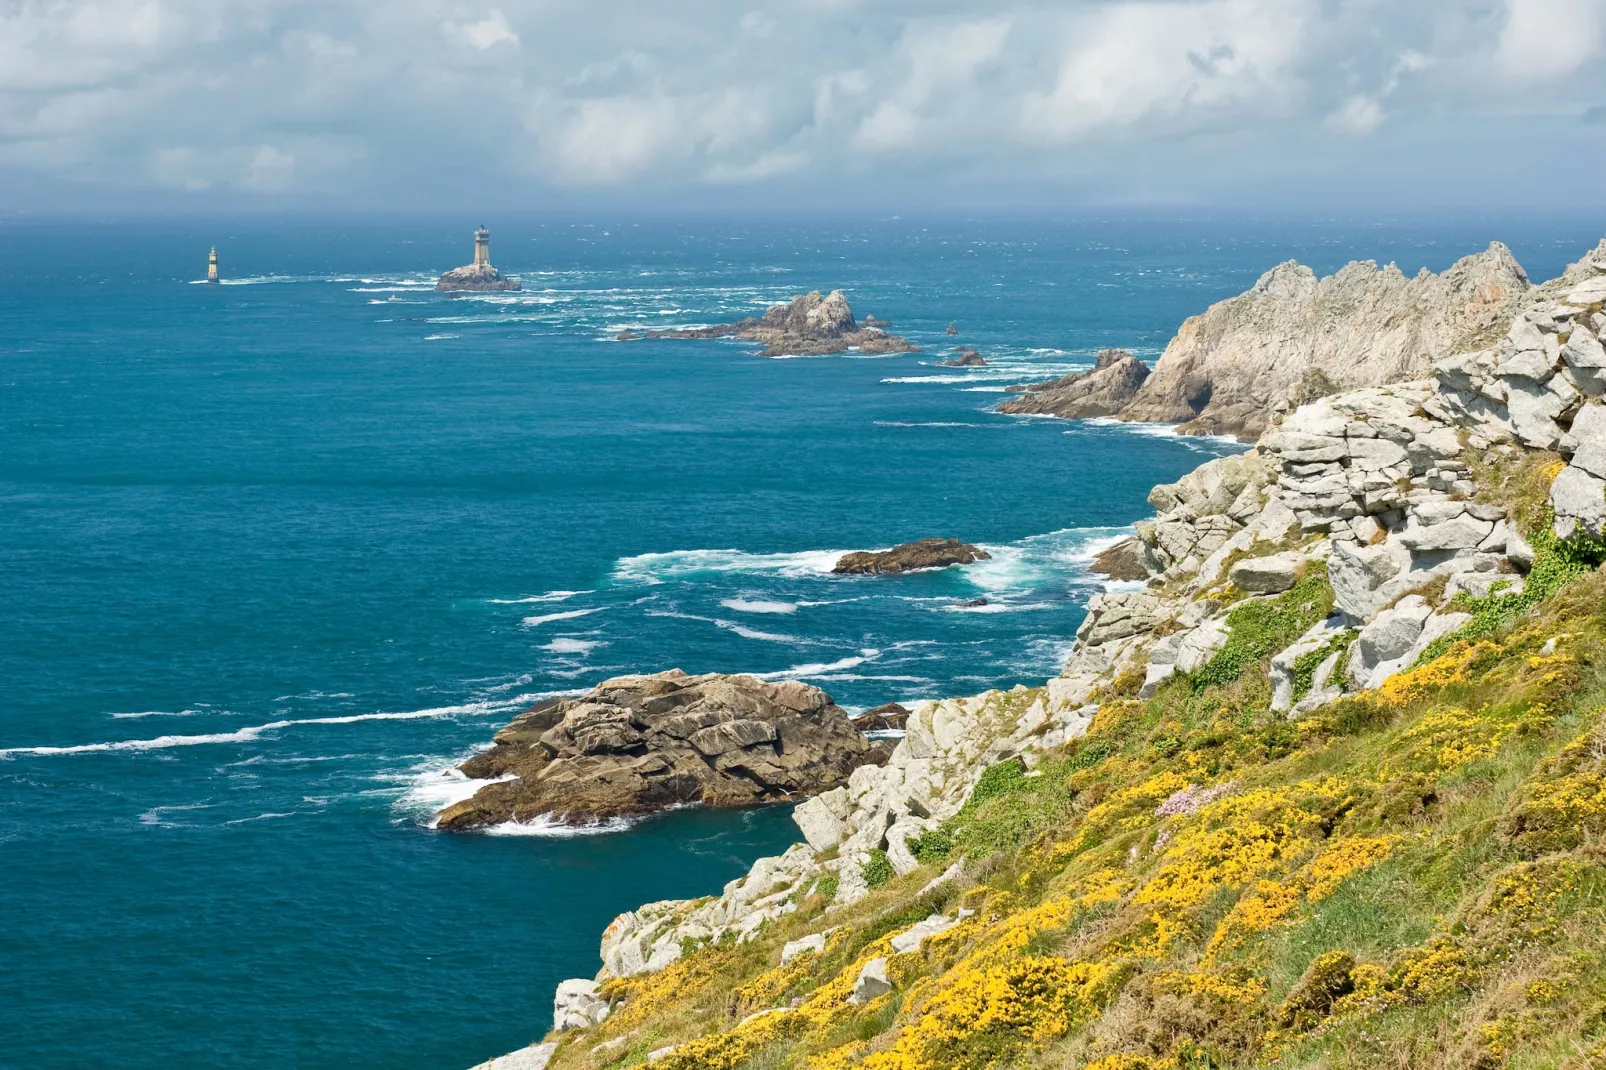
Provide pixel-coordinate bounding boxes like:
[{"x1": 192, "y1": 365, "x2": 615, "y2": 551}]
[{"x1": 1, "y1": 214, "x2": 1598, "y2": 1068}]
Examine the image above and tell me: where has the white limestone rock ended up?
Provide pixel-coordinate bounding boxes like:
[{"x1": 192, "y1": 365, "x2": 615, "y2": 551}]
[
  {"x1": 849, "y1": 958, "x2": 893, "y2": 1004},
  {"x1": 554, "y1": 978, "x2": 611, "y2": 1032},
  {"x1": 782, "y1": 931, "x2": 828, "y2": 965},
  {"x1": 1229, "y1": 552, "x2": 1304, "y2": 593},
  {"x1": 1552, "y1": 464, "x2": 1606, "y2": 540},
  {"x1": 793, "y1": 788, "x2": 850, "y2": 852},
  {"x1": 468, "y1": 1043, "x2": 558, "y2": 1070},
  {"x1": 889, "y1": 913, "x2": 960, "y2": 955}
]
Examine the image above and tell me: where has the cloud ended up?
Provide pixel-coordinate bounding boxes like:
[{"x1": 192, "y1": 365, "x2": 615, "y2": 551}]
[
  {"x1": 447, "y1": 9, "x2": 520, "y2": 51},
  {"x1": 1496, "y1": 0, "x2": 1604, "y2": 82},
  {"x1": 1018, "y1": 1, "x2": 1308, "y2": 141},
  {"x1": 0, "y1": 0, "x2": 1604, "y2": 208}
]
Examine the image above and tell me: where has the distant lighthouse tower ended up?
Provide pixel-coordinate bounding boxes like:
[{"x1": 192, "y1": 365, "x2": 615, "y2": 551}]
[
  {"x1": 207, "y1": 247, "x2": 219, "y2": 284},
  {"x1": 436, "y1": 225, "x2": 519, "y2": 292}
]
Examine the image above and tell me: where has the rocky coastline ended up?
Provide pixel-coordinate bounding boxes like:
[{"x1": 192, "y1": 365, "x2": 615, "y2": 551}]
[
  {"x1": 471, "y1": 236, "x2": 1606, "y2": 1070},
  {"x1": 617, "y1": 290, "x2": 917, "y2": 357},
  {"x1": 999, "y1": 244, "x2": 1530, "y2": 440}
]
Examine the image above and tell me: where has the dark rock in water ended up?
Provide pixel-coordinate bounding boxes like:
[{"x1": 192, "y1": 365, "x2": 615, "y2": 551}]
[
  {"x1": 438, "y1": 670, "x2": 882, "y2": 829},
  {"x1": 945, "y1": 323, "x2": 959, "y2": 336},
  {"x1": 940, "y1": 347, "x2": 986, "y2": 367},
  {"x1": 1090, "y1": 536, "x2": 1154, "y2": 582},
  {"x1": 851, "y1": 702, "x2": 910, "y2": 731},
  {"x1": 997, "y1": 349, "x2": 1149, "y2": 419},
  {"x1": 620, "y1": 290, "x2": 918, "y2": 357},
  {"x1": 833, "y1": 538, "x2": 991, "y2": 575},
  {"x1": 953, "y1": 597, "x2": 989, "y2": 608}
]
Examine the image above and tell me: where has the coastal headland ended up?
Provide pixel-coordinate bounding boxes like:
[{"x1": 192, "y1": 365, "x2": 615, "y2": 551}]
[{"x1": 469, "y1": 234, "x2": 1606, "y2": 1070}]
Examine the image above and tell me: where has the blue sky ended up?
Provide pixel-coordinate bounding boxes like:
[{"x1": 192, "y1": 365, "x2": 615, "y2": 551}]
[{"x1": 3, "y1": 0, "x2": 1604, "y2": 212}]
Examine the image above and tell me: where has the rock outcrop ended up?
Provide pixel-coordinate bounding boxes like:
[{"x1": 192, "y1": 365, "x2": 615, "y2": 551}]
[
  {"x1": 1108, "y1": 243, "x2": 1530, "y2": 440},
  {"x1": 832, "y1": 538, "x2": 990, "y2": 575},
  {"x1": 940, "y1": 347, "x2": 986, "y2": 367},
  {"x1": 1089, "y1": 536, "x2": 1155, "y2": 581},
  {"x1": 434, "y1": 671, "x2": 881, "y2": 830},
  {"x1": 851, "y1": 702, "x2": 910, "y2": 732},
  {"x1": 997, "y1": 348, "x2": 1150, "y2": 419},
  {"x1": 620, "y1": 290, "x2": 917, "y2": 357}
]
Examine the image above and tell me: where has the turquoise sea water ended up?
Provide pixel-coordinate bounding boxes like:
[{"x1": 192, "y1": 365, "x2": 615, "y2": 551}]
[{"x1": 2, "y1": 215, "x2": 1599, "y2": 1068}]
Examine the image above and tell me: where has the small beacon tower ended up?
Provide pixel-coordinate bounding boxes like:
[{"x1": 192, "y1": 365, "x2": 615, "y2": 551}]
[
  {"x1": 474, "y1": 226, "x2": 491, "y2": 268},
  {"x1": 207, "y1": 247, "x2": 219, "y2": 284}
]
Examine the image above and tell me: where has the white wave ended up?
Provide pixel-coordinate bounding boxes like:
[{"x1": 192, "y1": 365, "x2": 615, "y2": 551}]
[
  {"x1": 752, "y1": 650, "x2": 880, "y2": 680},
  {"x1": 523, "y1": 607, "x2": 605, "y2": 627},
  {"x1": 646, "y1": 610, "x2": 807, "y2": 645},
  {"x1": 723, "y1": 622, "x2": 802, "y2": 643},
  {"x1": 942, "y1": 601, "x2": 1057, "y2": 614},
  {"x1": 961, "y1": 386, "x2": 1010, "y2": 393},
  {"x1": 809, "y1": 674, "x2": 932, "y2": 683},
  {"x1": 872, "y1": 421, "x2": 991, "y2": 428},
  {"x1": 110, "y1": 708, "x2": 209, "y2": 720},
  {"x1": 1079, "y1": 417, "x2": 1246, "y2": 450},
  {"x1": 0, "y1": 697, "x2": 537, "y2": 758},
  {"x1": 483, "y1": 814, "x2": 637, "y2": 837},
  {"x1": 543, "y1": 637, "x2": 602, "y2": 655},
  {"x1": 962, "y1": 526, "x2": 1131, "y2": 595},
  {"x1": 138, "y1": 803, "x2": 214, "y2": 826},
  {"x1": 423, "y1": 333, "x2": 459, "y2": 341},
  {"x1": 393, "y1": 764, "x2": 518, "y2": 824},
  {"x1": 613, "y1": 547, "x2": 843, "y2": 583},
  {"x1": 489, "y1": 590, "x2": 591, "y2": 605},
  {"x1": 719, "y1": 598, "x2": 799, "y2": 615},
  {"x1": 880, "y1": 374, "x2": 972, "y2": 384},
  {"x1": 224, "y1": 811, "x2": 320, "y2": 825}
]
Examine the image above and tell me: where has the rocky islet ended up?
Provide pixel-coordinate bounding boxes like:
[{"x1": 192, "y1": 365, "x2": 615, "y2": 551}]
[
  {"x1": 434, "y1": 670, "x2": 882, "y2": 830},
  {"x1": 618, "y1": 290, "x2": 917, "y2": 358}
]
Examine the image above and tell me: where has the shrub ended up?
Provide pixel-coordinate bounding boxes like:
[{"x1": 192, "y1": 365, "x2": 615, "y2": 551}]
[
  {"x1": 1192, "y1": 569, "x2": 1335, "y2": 691},
  {"x1": 863, "y1": 849, "x2": 894, "y2": 890}
]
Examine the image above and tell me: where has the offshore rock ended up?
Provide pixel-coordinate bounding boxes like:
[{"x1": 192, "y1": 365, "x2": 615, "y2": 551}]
[
  {"x1": 435, "y1": 671, "x2": 880, "y2": 829},
  {"x1": 833, "y1": 538, "x2": 991, "y2": 575},
  {"x1": 997, "y1": 348, "x2": 1150, "y2": 419},
  {"x1": 624, "y1": 290, "x2": 917, "y2": 357},
  {"x1": 436, "y1": 264, "x2": 520, "y2": 292},
  {"x1": 851, "y1": 702, "x2": 910, "y2": 731},
  {"x1": 1115, "y1": 243, "x2": 1530, "y2": 439},
  {"x1": 941, "y1": 347, "x2": 986, "y2": 366}
]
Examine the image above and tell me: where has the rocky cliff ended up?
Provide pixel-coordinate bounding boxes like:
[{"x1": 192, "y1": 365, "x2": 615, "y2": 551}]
[
  {"x1": 472, "y1": 236, "x2": 1606, "y2": 1070},
  {"x1": 1105, "y1": 242, "x2": 1530, "y2": 440},
  {"x1": 620, "y1": 290, "x2": 918, "y2": 357},
  {"x1": 435, "y1": 671, "x2": 880, "y2": 830},
  {"x1": 997, "y1": 348, "x2": 1150, "y2": 419}
]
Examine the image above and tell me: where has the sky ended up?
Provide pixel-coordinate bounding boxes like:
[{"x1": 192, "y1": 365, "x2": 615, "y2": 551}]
[{"x1": 3, "y1": 0, "x2": 1605, "y2": 213}]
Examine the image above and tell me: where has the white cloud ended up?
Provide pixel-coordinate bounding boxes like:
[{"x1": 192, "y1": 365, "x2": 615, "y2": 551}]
[
  {"x1": 1496, "y1": 0, "x2": 1604, "y2": 82},
  {"x1": 0, "y1": 0, "x2": 1603, "y2": 206},
  {"x1": 448, "y1": 9, "x2": 520, "y2": 51},
  {"x1": 1019, "y1": 0, "x2": 1308, "y2": 141}
]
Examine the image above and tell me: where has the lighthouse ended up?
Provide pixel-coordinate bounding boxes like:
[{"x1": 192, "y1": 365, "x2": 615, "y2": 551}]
[
  {"x1": 436, "y1": 225, "x2": 520, "y2": 292},
  {"x1": 207, "y1": 247, "x2": 219, "y2": 284}
]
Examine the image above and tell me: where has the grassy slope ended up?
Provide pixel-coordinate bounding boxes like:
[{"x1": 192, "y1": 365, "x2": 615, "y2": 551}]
[{"x1": 547, "y1": 455, "x2": 1606, "y2": 1070}]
